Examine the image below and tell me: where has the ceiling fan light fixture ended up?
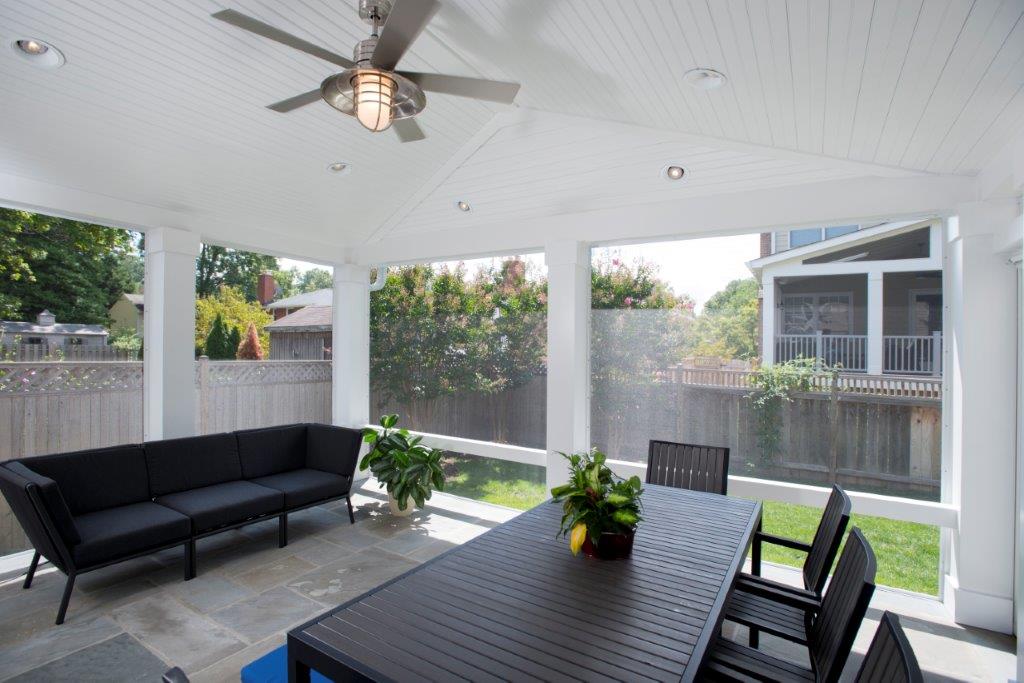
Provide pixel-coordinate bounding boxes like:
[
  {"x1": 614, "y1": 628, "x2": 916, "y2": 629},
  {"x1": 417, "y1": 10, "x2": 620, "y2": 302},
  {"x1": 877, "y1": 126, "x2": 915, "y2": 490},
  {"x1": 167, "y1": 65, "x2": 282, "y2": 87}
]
[{"x1": 352, "y1": 69, "x2": 397, "y2": 132}]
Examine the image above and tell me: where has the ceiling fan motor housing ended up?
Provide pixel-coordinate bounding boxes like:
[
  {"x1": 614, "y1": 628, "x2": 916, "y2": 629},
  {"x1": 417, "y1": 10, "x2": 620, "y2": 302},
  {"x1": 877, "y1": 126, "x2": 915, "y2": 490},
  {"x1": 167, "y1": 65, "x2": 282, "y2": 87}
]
[{"x1": 354, "y1": 37, "x2": 378, "y2": 64}]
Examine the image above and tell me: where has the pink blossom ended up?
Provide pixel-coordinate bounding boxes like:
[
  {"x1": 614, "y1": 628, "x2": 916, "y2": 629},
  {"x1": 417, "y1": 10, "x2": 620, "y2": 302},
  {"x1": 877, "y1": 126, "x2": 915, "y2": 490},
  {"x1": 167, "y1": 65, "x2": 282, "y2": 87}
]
[
  {"x1": 612, "y1": 258, "x2": 620, "y2": 266},
  {"x1": 624, "y1": 296, "x2": 634, "y2": 306}
]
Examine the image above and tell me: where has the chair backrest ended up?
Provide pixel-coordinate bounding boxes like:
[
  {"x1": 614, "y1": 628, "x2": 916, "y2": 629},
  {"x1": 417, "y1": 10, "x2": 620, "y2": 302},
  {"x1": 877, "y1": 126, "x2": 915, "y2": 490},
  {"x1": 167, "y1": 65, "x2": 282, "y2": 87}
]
[
  {"x1": 855, "y1": 612, "x2": 923, "y2": 683},
  {"x1": 803, "y1": 485, "x2": 852, "y2": 593},
  {"x1": 646, "y1": 440, "x2": 729, "y2": 494},
  {"x1": 808, "y1": 527, "x2": 877, "y2": 683},
  {"x1": 0, "y1": 465, "x2": 73, "y2": 573}
]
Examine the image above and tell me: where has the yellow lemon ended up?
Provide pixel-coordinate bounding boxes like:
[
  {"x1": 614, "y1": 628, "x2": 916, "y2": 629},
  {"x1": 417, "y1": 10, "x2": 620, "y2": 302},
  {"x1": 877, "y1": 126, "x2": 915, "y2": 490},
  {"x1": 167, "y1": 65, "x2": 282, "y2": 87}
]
[{"x1": 569, "y1": 522, "x2": 587, "y2": 555}]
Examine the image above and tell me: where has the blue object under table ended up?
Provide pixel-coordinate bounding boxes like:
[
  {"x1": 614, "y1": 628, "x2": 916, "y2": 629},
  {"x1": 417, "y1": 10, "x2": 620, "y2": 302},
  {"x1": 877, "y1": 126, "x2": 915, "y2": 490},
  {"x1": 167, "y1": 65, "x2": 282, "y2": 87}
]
[{"x1": 242, "y1": 644, "x2": 331, "y2": 683}]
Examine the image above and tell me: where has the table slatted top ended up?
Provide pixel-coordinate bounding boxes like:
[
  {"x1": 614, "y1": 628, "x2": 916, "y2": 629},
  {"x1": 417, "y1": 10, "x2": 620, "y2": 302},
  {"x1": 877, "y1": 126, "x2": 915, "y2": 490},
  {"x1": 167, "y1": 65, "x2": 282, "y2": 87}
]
[{"x1": 289, "y1": 485, "x2": 761, "y2": 682}]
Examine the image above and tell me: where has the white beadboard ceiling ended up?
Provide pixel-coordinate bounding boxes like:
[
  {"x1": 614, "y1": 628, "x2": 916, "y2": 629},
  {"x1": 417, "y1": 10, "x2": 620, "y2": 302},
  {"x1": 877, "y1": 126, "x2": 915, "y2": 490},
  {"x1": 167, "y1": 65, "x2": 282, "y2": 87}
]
[{"x1": 0, "y1": 0, "x2": 1022, "y2": 253}]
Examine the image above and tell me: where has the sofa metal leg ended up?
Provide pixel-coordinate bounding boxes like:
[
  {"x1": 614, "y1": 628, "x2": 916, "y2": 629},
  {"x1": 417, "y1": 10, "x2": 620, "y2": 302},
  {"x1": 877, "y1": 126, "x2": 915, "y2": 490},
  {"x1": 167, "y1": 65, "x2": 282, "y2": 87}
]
[
  {"x1": 346, "y1": 495, "x2": 355, "y2": 524},
  {"x1": 187, "y1": 538, "x2": 197, "y2": 580},
  {"x1": 56, "y1": 572, "x2": 75, "y2": 625},
  {"x1": 23, "y1": 550, "x2": 41, "y2": 589},
  {"x1": 184, "y1": 540, "x2": 195, "y2": 581},
  {"x1": 279, "y1": 514, "x2": 288, "y2": 548}
]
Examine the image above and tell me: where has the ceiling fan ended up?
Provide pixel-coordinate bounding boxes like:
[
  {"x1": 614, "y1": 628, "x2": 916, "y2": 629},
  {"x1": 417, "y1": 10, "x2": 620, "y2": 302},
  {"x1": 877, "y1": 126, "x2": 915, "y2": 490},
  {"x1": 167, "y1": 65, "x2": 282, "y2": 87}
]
[{"x1": 212, "y1": 0, "x2": 521, "y2": 142}]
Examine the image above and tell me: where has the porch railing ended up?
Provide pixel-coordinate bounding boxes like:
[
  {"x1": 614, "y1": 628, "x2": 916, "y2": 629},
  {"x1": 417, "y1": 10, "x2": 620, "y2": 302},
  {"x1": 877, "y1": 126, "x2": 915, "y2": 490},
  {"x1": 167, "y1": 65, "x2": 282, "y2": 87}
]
[
  {"x1": 775, "y1": 333, "x2": 867, "y2": 371},
  {"x1": 884, "y1": 333, "x2": 942, "y2": 376}
]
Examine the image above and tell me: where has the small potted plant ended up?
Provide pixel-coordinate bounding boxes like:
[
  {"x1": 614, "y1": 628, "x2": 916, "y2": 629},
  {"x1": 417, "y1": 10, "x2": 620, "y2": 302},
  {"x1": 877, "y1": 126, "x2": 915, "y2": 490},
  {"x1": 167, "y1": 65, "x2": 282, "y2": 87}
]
[
  {"x1": 550, "y1": 449, "x2": 643, "y2": 559},
  {"x1": 361, "y1": 414, "x2": 446, "y2": 516}
]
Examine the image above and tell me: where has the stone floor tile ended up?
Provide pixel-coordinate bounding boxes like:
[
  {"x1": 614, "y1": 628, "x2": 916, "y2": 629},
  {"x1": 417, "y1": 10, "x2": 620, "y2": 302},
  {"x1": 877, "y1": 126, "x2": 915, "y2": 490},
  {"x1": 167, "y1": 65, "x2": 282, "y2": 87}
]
[
  {"x1": 112, "y1": 596, "x2": 246, "y2": 671},
  {"x1": 288, "y1": 536, "x2": 352, "y2": 567},
  {"x1": 208, "y1": 586, "x2": 325, "y2": 643},
  {"x1": 0, "y1": 614, "x2": 122, "y2": 680},
  {"x1": 286, "y1": 547, "x2": 417, "y2": 605},
  {"x1": 235, "y1": 555, "x2": 316, "y2": 593},
  {"x1": 159, "y1": 574, "x2": 256, "y2": 614},
  {"x1": 7, "y1": 633, "x2": 168, "y2": 682},
  {"x1": 188, "y1": 634, "x2": 284, "y2": 683}
]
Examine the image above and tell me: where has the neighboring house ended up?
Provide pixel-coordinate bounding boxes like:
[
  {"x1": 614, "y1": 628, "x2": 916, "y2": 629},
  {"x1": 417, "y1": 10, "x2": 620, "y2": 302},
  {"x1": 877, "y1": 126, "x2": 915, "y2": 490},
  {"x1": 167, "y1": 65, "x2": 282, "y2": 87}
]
[
  {"x1": 263, "y1": 288, "x2": 331, "y2": 320},
  {"x1": 748, "y1": 219, "x2": 943, "y2": 376},
  {"x1": 266, "y1": 305, "x2": 332, "y2": 360},
  {"x1": 0, "y1": 310, "x2": 108, "y2": 347},
  {"x1": 109, "y1": 293, "x2": 144, "y2": 335}
]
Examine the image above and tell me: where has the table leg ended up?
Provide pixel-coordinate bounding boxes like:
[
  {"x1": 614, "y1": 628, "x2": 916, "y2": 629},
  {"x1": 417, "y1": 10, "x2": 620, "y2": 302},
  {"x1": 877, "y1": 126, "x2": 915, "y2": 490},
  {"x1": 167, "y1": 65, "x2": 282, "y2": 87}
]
[
  {"x1": 288, "y1": 650, "x2": 311, "y2": 683},
  {"x1": 749, "y1": 515, "x2": 762, "y2": 648}
]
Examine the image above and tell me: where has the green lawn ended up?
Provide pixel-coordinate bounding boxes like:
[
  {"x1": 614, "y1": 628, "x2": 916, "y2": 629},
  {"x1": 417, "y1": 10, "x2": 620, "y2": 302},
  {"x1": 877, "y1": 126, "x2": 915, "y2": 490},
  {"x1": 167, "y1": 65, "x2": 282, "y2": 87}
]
[{"x1": 441, "y1": 454, "x2": 939, "y2": 595}]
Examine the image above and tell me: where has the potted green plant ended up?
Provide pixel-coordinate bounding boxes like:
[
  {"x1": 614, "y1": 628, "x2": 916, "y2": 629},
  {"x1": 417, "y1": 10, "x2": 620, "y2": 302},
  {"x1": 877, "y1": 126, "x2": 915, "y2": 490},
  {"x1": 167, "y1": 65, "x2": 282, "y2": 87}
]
[
  {"x1": 550, "y1": 449, "x2": 643, "y2": 559},
  {"x1": 360, "y1": 414, "x2": 446, "y2": 516}
]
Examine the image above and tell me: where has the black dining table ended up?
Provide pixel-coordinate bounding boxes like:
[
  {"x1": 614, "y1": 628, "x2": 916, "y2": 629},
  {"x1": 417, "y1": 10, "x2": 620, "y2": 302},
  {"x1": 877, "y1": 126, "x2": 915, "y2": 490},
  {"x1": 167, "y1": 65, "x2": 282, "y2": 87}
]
[{"x1": 288, "y1": 485, "x2": 762, "y2": 682}]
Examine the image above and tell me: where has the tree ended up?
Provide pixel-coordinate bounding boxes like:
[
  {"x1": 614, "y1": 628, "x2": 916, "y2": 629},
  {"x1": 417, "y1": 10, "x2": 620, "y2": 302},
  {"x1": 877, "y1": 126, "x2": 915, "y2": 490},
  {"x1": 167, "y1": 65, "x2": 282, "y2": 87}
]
[
  {"x1": 205, "y1": 314, "x2": 231, "y2": 359},
  {"x1": 227, "y1": 326, "x2": 242, "y2": 358},
  {"x1": 0, "y1": 209, "x2": 137, "y2": 323},
  {"x1": 296, "y1": 268, "x2": 333, "y2": 293},
  {"x1": 236, "y1": 322, "x2": 265, "y2": 360},
  {"x1": 195, "y1": 244, "x2": 278, "y2": 301},
  {"x1": 195, "y1": 286, "x2": 272, "y2": 356},
  {"x1": 689, "y1": 278, "x2": 759, "y2": 360}
]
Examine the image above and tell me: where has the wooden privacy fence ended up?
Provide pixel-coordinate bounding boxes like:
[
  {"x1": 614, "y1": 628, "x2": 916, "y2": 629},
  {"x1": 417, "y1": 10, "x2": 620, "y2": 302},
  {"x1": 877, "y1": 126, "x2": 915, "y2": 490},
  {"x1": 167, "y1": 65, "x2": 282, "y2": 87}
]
[
  {"x1": 0, "y1": 342, "x2": 138, "y2": 362},
  {"x1": 660, "y1": 367, "x2": 943, "y2": 400},
  {"x1": 0, "y1": 359, "x2": 331, "y2": 553}
]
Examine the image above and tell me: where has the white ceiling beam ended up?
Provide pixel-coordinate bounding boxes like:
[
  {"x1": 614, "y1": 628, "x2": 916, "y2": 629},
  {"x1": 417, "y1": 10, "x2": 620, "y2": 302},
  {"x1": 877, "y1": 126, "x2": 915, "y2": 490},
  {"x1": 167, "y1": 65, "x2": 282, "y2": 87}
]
[
  {"x1": 354, "y1": 174, "x2": 977, "y2": 265},
  {"x1": 0, "y1": 171, "x2": 349, "y2": 265},
  {"x1": 976, "y1": 125, "x2": 1024, "y2": 200}
]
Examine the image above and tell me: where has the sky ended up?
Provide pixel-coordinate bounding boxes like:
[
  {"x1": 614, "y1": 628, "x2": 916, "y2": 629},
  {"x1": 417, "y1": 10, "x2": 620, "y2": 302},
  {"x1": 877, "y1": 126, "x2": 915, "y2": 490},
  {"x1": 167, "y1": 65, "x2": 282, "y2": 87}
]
[{"x1": 279, "y1": 233, "x2": 760, "y2": 313}]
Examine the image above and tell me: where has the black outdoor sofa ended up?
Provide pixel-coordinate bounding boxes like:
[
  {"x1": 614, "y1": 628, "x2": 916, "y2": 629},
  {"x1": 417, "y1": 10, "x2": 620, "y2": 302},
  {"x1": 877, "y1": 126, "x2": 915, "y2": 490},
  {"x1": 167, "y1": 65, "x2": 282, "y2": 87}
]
[{"x1": 0, "y1": 422, "x2": 362, "y2": 625}]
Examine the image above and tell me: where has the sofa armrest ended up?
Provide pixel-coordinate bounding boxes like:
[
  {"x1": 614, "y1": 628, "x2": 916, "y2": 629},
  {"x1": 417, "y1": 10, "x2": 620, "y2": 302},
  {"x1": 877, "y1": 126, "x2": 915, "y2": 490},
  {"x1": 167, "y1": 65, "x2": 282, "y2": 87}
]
[
  {"x1": 6, "y1": 461, "x2": 81, "y2": 546},
  {"x1": 306, "y1": 424, "x2": 362, "y2": 479}
]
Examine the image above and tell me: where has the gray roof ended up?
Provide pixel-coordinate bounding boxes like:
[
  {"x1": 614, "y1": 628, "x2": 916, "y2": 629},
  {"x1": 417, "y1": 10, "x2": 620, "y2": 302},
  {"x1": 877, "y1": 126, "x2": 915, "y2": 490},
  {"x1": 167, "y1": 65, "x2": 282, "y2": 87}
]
[
  {"x1": 266, "y1": 305, "x2": 332, "y2": 332},
  {"x1": 265, "y1": 288, "x2": 332, "y2": 310},
  {"x1": 0, "y1": 320, "x2": 108, "y2": 336},
  {"x1": 124, "y1": 293, "x2": 144, "y2": 308}
]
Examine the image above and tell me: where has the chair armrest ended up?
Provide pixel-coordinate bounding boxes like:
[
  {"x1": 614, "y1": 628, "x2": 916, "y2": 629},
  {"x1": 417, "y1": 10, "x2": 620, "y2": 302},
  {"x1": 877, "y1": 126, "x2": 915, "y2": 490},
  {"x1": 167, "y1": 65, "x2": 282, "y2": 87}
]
[
  {"x1": 755, "y1": 531, "x2": 813, "y2": 553},
  {"x1": 735, "y1": 575, "x2": 821, "y2": 612}
]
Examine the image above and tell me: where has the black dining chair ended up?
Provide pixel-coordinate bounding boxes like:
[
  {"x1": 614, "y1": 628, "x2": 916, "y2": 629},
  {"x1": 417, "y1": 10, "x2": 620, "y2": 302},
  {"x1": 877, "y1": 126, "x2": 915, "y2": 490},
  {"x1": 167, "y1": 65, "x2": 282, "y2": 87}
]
[
  {"x1": 703, "y1": 527, "x2": 877, "y2": 683},
  {"x1": 646, "y1": 439, "x2": 729, "y2": 494},
  {"x1": 855, "y1": 612, "x2": 923, "y2": 683},
  {"x1": 726, "y1": 485, "x2": 852, "y2": 646}
]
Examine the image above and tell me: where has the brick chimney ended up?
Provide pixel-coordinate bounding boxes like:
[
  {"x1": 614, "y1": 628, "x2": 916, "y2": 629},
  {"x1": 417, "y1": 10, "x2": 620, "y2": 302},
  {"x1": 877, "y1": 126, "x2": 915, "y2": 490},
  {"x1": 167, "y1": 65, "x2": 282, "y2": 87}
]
[
  {"x1": 759, "y1": 232, "x2": 773, "y2": 258},
  {"x1": 257, "y1": 272, "x2": 277, "y2": 306}
]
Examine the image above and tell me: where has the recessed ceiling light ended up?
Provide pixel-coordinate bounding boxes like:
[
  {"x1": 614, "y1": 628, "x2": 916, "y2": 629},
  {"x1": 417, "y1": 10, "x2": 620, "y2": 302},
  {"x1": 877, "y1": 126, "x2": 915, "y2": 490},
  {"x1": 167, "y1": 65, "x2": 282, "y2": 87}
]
[
  {"x1": 683, "y1": 68, "x2": 726, "y2": 91},
  {"x1": 326, "y1": 162, "x2": 351, "y2": 174},
  {"x1": 11, "y1": 38, "x2": 64, "y2": 68},
  {"x1": 664, "y1": 165, "x2": 686, "y2": 181},
  {"x1": 456, "y1": 201, "x2": 471, "y2": 212}
]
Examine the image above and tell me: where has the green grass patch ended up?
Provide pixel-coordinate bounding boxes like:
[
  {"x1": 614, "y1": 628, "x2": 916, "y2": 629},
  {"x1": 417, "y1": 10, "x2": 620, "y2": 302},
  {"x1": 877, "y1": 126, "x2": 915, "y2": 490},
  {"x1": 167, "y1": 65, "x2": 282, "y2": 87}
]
[
  {"x1": 758, "y1": 500, "x2": 940, "y2": 595},
  {"x1": 439, "y1": 454, "x2": 940, "y2": 595}
]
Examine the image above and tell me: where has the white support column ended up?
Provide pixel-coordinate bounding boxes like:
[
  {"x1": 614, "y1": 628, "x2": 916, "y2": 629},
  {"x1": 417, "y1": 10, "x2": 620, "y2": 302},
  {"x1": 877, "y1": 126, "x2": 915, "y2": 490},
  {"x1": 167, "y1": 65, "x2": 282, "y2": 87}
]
[
  {"x1": 331, "y1": 264, "x2": 370, "y2": 431},
  {"x1": 866, "y1": 272, "x2": 884, "y2": 375},
  {"x1": 760, "y1": 275, "x2": 775, "y2": 365},
  {"x1": 545, "y1": 241, "x2": 590, "y2": 490},
  {"x1": 143, "y1": 227, "x2": 200, "y2": 441},
  {"x1": 944, "y1": 200, "x2": 1020, "y2": 633}
]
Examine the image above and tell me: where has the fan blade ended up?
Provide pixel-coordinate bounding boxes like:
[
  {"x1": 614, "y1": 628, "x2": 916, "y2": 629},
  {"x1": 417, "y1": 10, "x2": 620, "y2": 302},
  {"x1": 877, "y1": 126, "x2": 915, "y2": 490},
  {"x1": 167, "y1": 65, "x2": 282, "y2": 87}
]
[
  {"x1": 393, "y1": 118, "x2": 426, "y2": 142},
  {"x1": 267, "y1": 89, "x2": 323, "y2": 113},
  {"x1": 211, "y1": 9, "x2": 354, "y2": 69},
  {"x1": 371, "y1": 0, "x2": 440, "y2": 71},
  {"x1": 399, "y1": 72, "x2": 520, "y2": 104}
]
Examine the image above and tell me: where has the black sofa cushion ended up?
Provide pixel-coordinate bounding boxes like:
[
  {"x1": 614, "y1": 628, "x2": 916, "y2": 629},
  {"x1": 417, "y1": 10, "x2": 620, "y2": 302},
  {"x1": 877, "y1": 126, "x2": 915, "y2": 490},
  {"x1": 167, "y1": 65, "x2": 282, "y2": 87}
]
[
  {"x1": 21, "y1": 445, "x2": 149, "y2": 515},
  {"x1": 306, "y1": 424, "x2": 363, "y2": 477},
  {"x1": 251, "y1": 468, "x2": 352, "y2": 508},
  {"x1": 155, "y1": 481, "x2": 283, "y2": 533},
  {"x1": 6, "y1": 462, "x2": 80, "y2": 546},
  {"x1": 72, "y1": 502, "x2": 191, "y2": 568},
  {"x1": 146, "y1": 433, "x2": 242, "y2": 497},
  {"x1": 237, "y1": 425, "x2": 307, "y2": 479}
]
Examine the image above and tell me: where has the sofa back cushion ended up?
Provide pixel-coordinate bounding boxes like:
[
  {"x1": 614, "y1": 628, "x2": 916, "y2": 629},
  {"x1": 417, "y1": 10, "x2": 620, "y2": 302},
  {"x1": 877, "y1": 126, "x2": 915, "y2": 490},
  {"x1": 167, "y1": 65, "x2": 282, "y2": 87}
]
[
  {"x1": 237, "y1": 425, "x2": 308, "y2": 478},
  {"x1": 145, "y1": 433, "x2": 242, "y2": 497},
  {"x1": 23, "y1": 445, "x2": 149, "y2": 515},
  {"x1": 5, "y1": 461, "x2": 81, "y2": 546},
  {"x1": 306, "y1": 424, "x2": 363, "y2": 477}
]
